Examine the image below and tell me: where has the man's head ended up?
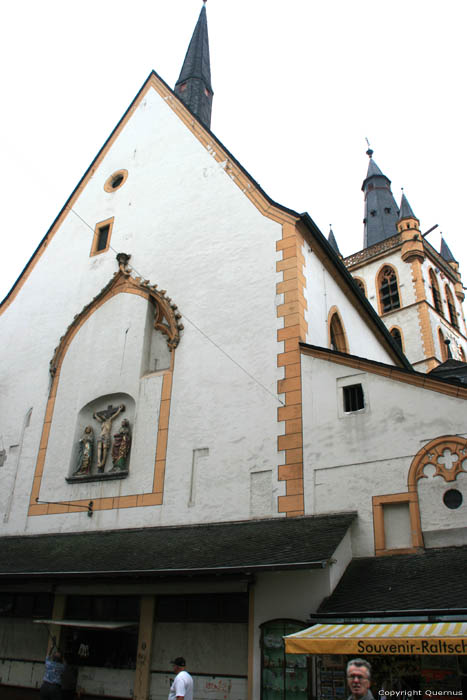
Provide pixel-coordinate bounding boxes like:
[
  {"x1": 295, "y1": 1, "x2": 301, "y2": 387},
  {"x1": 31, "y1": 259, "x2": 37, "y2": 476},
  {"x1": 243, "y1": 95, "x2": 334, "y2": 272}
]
[
  {"x1": 347, "y1": 658, "x2": 371, "y2": 699},
  {"x1": 171, "y1": 656, "x2": 186, "y2": 673}
]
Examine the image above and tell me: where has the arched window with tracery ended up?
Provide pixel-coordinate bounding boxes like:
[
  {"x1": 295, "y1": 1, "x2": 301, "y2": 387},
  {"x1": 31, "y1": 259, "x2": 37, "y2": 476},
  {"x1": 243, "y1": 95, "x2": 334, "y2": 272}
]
[
  {"x1": 429, "y1": 269, "x2": 443, "y2": 316},
  {"x1": 329, "y1": 311, "x2": 348, "y2": 353},
  {"x1": 390, "y1": 327, "x2": 404, "y2": 352},
  {"x1": 445, "y1": 285, "x2": 459, "y2": 330},
  {"x1": 438, "y1": 328, "x2": 448, "y2": 361},
  {"x1": 378, "y1": 266, "x2": 400, "y2": 313}
]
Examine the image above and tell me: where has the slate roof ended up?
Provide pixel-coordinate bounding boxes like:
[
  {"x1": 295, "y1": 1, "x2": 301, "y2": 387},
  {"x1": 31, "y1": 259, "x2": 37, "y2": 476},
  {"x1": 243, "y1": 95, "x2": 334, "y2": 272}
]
[
  {"x1": 174, "y1": 5, "x2": 213, "y2": 129},
  {"x1": 327, "y1": 228, "x2": 341, "y2": 256},
  {"x1": 429, "y1": 358, "x2": 467, "y2": 385},
  {"x1": 440, "y1": 237, "x2": 457, "y2": 263},
  {"x1": 0, "y1": 513, "x2": 355, "y2": 579},
  {"x1": 398, "y1": 192, "x2": 417, "y2": 220},
  {"x1": 362, "y1": 157, "x2": 400, "y2": 249},
  {"x1": 318, "y1": 546, "x2": 467, "y2": 613}
]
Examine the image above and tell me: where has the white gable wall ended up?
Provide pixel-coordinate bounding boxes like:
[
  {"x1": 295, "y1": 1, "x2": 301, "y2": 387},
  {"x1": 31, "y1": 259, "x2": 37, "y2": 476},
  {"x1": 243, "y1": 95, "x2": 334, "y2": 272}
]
[{"x1": 0, "y1": 84, "x2": 287, "y2": 535}]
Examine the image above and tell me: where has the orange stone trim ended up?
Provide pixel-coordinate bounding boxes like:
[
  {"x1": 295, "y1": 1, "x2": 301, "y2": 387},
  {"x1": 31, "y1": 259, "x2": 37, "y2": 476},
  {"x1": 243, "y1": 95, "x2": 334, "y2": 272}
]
[
  {"x1": 90, "y1": 217, "x2": 114, "y2": 257},
  {"x1": 28, "y1": 269, "x2": 180, "y2": 518},
  {"x1": 372, "y1": 491, "x2": 423, "y2": 556},
  {"x1": 410, "y1": 259, "x2": 437, "y2": 370},
  {"x1": 327, "y1": 305, "x2": 349, "y2": 353},
  {"x1": 276, "y1": 225, "x2": 307, "y2": 517},
  {"x1": 408, "y1": 435, "x2": 467, "y2": 492}
]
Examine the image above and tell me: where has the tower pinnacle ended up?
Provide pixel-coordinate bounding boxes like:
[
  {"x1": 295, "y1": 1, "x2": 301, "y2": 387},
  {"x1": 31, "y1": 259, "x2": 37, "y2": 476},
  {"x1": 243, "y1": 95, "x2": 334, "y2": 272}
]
[
  {"x1": 174, "y1": 4, "x2": 213, "y2": 130},
  {"x1": 361, "y1": 151, "x2": 400, "y2": 249}
]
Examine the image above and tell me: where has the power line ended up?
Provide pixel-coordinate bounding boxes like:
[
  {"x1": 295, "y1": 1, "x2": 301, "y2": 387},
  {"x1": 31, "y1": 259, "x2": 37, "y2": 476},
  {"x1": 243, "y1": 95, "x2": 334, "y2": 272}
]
[{"x1": 66, "y1": 204, "x2": 285, "y2": 407}]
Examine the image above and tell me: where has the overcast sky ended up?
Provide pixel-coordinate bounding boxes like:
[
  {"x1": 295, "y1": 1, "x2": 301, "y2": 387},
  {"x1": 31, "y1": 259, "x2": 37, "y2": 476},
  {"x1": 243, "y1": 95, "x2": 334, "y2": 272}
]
[{"x1": 1, "y1": 0, "x2": 466, "y2": 302}]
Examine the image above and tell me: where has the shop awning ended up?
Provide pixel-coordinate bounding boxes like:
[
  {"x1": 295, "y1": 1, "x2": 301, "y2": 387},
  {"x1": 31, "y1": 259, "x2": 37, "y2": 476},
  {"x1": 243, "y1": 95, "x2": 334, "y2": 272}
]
[
  {"x1": 284, "y1": 621, "x2": 467, "y2": 655},
  {"x1": 34, "y1": 619, "x2": 137, "y2": 630}
]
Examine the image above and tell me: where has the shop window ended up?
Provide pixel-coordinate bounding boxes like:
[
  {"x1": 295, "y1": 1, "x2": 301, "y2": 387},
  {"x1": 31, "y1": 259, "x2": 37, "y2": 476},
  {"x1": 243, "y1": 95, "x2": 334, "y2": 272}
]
[
  {"x1": 260, "y1": 619, "x2": 309, "y2": 700},
  {"x1": 61, "y1": 626, "x2": 138, "y2": 670},
  {"x1": 155, "y1": 593, "x2": 248, "y2": 623},
  {"x1": 445, "y1": 285, "x2": 459, "y2": 330},
  {"x1": 343, "y1": 384, "x2": 364, "y2": 412},
  {"x1": 379, "y1": 265, "x2": 400, "y2": 313},
  {"x1": 390, "y1": 327, "x2": 403, "y2": 352},
  {"x1": 329, "y1": 311, "x2": 348, "y2": 352},
  {"x1": 429, "y1": 269, "x2": 444, "y2": 315},
  {"x1": 90, "y1": 217, "x2": 114, "y2": 257},
  {"x1": 65, "y1": 595, "x2": 139, "y2": 622},
  {"x1": 0, "y1": 592, "x2": 53, "y2": 618}
]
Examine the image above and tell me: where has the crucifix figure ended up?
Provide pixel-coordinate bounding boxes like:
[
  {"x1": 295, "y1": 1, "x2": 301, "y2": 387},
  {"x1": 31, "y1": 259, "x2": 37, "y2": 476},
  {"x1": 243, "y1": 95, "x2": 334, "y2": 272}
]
[{"x1": 93, "y1": 404, "x2": 125, "y2": 472}]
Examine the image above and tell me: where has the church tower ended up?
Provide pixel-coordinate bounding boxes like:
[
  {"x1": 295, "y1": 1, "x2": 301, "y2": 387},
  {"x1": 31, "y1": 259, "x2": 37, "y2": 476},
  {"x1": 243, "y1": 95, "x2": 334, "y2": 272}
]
[
  {"x1": 174, "y1": 1, "x2": 213, "y2": 129},
  {"x1": 342, "y1": 151, "x2": 467, "y2": 372}
]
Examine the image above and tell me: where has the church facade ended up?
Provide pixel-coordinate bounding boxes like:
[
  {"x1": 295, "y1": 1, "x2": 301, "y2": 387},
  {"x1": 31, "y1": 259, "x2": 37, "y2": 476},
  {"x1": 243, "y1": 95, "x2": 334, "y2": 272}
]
[{"x1": 1, "y1": 6, "x2": 466, "y2": 700}]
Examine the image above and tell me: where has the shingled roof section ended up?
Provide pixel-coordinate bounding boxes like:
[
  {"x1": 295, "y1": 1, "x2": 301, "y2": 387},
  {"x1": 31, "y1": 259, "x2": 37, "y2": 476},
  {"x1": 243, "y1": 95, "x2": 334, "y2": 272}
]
[
  {"x1": 0, "y1": 513, "x2": 355, "y2": 579},
  {"x1": 318, "y1": 546, "x2": 467, "y2": 613}
]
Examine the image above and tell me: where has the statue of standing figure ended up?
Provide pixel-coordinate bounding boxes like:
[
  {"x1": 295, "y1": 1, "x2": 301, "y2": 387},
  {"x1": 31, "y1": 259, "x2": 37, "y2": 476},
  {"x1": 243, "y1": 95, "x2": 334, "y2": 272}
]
[
  {"x1": 74, "y1": 425, "x2": 94, "y2": 476},
  {"x1": 93, "y1": 404, "x2": 125, "y2": 472},
  {"x1": 110, "y1": 418, "x2": 132, "y2": 472}
]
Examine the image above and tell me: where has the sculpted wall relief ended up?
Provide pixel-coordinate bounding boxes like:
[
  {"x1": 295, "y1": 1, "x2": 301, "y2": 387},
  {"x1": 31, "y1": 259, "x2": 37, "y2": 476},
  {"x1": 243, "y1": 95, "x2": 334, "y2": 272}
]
[{"x1": 67, "y1": 396, "x2": 134, "y2": 483}]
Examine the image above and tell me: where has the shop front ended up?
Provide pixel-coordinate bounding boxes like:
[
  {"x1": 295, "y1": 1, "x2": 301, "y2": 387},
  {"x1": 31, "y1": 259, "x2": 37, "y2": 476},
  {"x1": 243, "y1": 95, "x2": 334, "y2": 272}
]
[{"x1": 284, "y1": 616, "x2": 467, "y2": 699}]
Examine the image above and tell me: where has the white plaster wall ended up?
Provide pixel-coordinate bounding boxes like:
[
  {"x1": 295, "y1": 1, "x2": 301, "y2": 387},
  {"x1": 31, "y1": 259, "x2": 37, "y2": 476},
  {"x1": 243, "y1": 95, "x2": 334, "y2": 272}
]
[
  {"x1": 301, "y1": 354, "x2": 467, "y2": 556},
  {"x1": 418, "y1": 470, "x2": 467, "y2": 546},
  {"x1": 380, "y1": 305, "x2": 424, "y2": 368},
  {"x1": 302, "y1": 244, "x2": 394, "y2": 363},
  {"x1": 0, "y1": 83, "x2": 285, "y2": 534}
]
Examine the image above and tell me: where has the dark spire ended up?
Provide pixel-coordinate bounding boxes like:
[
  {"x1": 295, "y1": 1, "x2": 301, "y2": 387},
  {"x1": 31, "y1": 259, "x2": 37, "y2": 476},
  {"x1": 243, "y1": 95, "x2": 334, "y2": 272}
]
[
  {"x1": 440, "y1": 237, "x2": 457, "y2": 263},
  {"x1": 361, "y1": 150, "x2": 400, "y2": 249},
  {"x1": 398, "y1": 191, "x2": 417, "y2": 220},
  {"x1": 327, "y1": 226, "x2": 341, "y2": 256},
  {"x1": 174, "y1": 3, "x2": 213, "y2": 130}
]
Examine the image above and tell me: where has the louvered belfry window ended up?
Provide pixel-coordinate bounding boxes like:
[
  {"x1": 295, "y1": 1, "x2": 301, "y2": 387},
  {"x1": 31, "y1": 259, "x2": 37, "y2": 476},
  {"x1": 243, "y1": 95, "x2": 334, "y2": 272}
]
[{"x1": 379, "y1": 266, "x2": 400, "y2": 312}]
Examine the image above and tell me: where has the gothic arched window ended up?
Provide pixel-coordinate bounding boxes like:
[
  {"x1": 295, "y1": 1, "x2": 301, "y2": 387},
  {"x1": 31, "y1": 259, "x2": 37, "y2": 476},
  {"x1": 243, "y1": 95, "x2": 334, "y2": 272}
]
[
  {"x1": 390, "y1": 327, "x2": 404, "y2": 352},
  {"x1": 438, "y1": 329, "x2": 448, "y2": 361},
  {"x1": 378, "y1": 266, "x2": 400, "y2": 313},
  {"x1": 445, "y1": 285, "x2": 459, "y2": 330},
  {"x1": 329, "y1": 312, "x2": 348, "y2": 353},
  {"x1": 429, "y1": 269, "x2": 444, "y2": 316},
  {"x1": 354, "y1": 278, "x2": 366, "y2": 297}
]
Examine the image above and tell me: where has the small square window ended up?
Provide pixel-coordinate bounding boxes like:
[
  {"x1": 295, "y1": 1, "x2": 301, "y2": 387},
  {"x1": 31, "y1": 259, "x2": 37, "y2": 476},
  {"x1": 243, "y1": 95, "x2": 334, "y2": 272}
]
[
  {"x1": 343, "y1": 384, "x2": 364, "y2": 412},
  {"x1": 90, "y1": 217, "x2": 113, "y2": 257}
]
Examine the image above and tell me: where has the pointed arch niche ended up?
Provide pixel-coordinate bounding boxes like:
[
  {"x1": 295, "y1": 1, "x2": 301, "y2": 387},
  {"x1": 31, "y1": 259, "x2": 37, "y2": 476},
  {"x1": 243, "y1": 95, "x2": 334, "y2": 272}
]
[
  {"x1": 29, "y1": 263, "x2": 183, "y2": 517},
  {"x1": 328, "y1": 307, "x2": 349, "y2": 353},
  {"x1": 373, "y1": 435, "x2": 467, "y2": 555}
]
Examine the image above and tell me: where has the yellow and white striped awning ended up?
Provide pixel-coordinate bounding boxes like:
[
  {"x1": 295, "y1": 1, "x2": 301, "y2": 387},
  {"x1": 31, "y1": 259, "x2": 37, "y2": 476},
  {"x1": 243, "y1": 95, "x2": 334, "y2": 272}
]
[{"x1": 284, "y1": 621, "x2": 467, "y2": 655}]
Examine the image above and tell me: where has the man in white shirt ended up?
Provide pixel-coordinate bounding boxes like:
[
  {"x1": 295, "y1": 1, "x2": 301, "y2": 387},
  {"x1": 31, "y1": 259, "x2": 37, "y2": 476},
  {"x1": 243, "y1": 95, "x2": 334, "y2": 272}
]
[{"x1": 168, "y1": 657, "x2": 193, "y2": 700}]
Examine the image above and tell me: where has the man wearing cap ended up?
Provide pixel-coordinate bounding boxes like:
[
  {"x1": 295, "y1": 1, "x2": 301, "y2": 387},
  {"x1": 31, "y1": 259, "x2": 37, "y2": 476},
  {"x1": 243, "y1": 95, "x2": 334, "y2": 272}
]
[{"x1": 169, "y1": 656, "x2": 193, "y2": 700}]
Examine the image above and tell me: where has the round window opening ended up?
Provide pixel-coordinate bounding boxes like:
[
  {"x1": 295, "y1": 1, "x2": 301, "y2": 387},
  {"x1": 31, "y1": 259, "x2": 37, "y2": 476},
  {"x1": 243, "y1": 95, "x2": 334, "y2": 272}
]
[
  {"x1": 104, "y1": 169, "x2": 128, "y2": 192},
  {"x1": 443, "y1": 489, "x2": 463, "y2": 510}
]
